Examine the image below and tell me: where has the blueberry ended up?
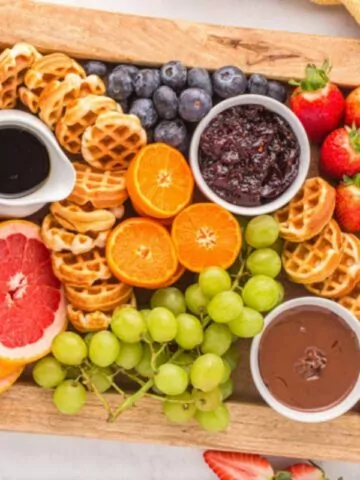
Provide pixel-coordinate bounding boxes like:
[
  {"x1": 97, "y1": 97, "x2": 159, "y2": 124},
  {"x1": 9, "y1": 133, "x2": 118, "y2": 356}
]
[
  {"x1": 107, "y1": 69, "x2": 133, "y2": 101},
  {"x1": 187, "y1": 68, "x2": 213, "y2": 96},
  {"x1": 248, "y1": 73, "x2": 269, "y2": 95},
  {"x1": 134, "y1": 69, "x2": 161, "y2": 98},
  {"x1": 153, "y1": 86, "x2": 178, "y2": 120},
  {"x1": 112, "y1": 64, "x2": 139, "y2": 80},
  {"x1": 83, "y1": 61, "x2": 108, "y2": 78},
  {"x1": 178, "y1": 88, "x2": 212, "y2": 123},
  {"x1": 212, "y1": 66, "x2": 247, "y2": 99},
  {"x1": 146, "y1": 129, "x2": 154, "y2": 144},
  {"x1": 267, "y1": 81, "x2": 287, "y2": 103},
  {"x1": 160, "y1": 61, "x2": 187, "y2": 91},
  {"x1": 130, "y1": 98, "x2": 158, "y2": 129},
  {"x1": 118, "y1": 99, "x2": 129, "y2": 114},
  {"x1": 154, "y1": 119, "x2": 189, "y2": 152}
]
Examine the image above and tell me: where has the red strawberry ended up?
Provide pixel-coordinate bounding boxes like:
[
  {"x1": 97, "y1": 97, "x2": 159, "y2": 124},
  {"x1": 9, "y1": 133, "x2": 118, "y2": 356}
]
[
  {"x1": 203, "y1": 451, "x2": 274, "y2": 480},
  {"x1": 290, "y1": 60, "x2": 345, "y2": 143},
  {"x1": 335, "y1": 174, "x2": 360, "y2": 232},
  {"x1": 286, "y1": 463, "x2": 328, "y2": 480},
  {"x1": 320, "y1": 126, "x2": 360, "y2": 179},
  {"x1": 345, "y1": 86, "x2": 360, "y2": 127}
]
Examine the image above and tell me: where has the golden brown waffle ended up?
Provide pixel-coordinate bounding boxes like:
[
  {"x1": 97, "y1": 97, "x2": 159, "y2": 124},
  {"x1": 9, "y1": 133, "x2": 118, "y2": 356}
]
[
  {"x1": 341, "y1": 0, "x2": 360, "y2": 23},
  {"x1": 274, "y1": 177, "x2": 336, "y2": 242},
  {"x1": 41, "y1": 214, "x2": 109, "y2": 255},
  {"x1": 50, "y1": 200, "x2": 117, "y2": 233},
  {"x1": 67, "y1": 305, "x2": 112, "y2": 332},
  {"x1": 38, "y1": 74, "x2": 106, "y2": 130},
  {"x1": 282, "y1": 219, "x2": 342, "y2": 284},
  {"x1": 81, "y1": 111, "x2": 147, "y2": 171},
  {"x1": 19, "y1": 52, "x2": 85, "y2": 113},
  {"x1": 306, "y1": 234, "x2": 360, "y2": 298},
  {"x1": 339, "y1": 283, "x2": 360, "y2": 320},
  {"x1": 51, "y1": 248, "x2": 111, "y2": 286},
  {"x1": 64, "y1": 279, "x2": 133, "y2": 312},
  {"x1": 55, "y1": 95, "x2": 121, "y2": 154},
  {"x1": 68, "y1": 162, "x2": 128, "y2": 209},
  {"x1": 0, "y1": 43, "x2": 40, "y2": 109}
]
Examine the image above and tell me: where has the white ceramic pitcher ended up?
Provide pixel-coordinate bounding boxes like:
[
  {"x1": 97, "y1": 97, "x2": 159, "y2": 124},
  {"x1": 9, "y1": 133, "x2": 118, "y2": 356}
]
[{"x1": 0, "y1": 110, "x2": 76, "y2": 218}]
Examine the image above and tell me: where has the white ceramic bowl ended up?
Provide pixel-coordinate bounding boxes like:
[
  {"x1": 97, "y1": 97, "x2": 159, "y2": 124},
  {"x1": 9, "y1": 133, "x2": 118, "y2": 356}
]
[
  {"x1": 250, "y1": 297, "x2": 360, "y2": 423},
  {"x1": 190, "y1": 94, "x2": 310, "y2": 216}
]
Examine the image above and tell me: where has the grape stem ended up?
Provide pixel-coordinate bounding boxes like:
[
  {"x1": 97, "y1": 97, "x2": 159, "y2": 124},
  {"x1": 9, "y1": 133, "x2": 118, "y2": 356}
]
[
  {"x1": 150, "y1": 343, "x2": 167, "y2": 372},
  {"x1": 144, "y1": 393, "x2": 196, "y2": 404},
  {"x1": 109, "y1": 379, "x2": 154, "y2": 422},
  {"x1": 80, "y1": 367, "x2": 113, "y2": 416},
  {"x1": 119, "y1": 369, "x2": 145, "y2": 386}
]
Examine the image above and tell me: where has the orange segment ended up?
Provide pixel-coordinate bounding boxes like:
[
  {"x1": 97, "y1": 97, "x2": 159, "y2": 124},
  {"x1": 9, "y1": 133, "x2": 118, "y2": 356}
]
[
  {"x1": 126, "y1": 143, "x2": 194, "y2": 219},
  {"x1": 106, "y1": 218, "x2": 178, "y2": 288},
  {"x1": 172, "y1": 203, "x2": 242, "y2": 273},
  {"x1": 0, "y1": 363, "x2": 24, "y2": 394},
  {"x1": 151, "y1": 263, "x2": 186, "y2": 289}
]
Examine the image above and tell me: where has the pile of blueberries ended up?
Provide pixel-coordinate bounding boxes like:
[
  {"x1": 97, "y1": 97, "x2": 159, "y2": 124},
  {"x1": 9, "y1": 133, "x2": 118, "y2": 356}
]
[{"x1": 83, "y1": 60, "x2": 287, "y2": 153}]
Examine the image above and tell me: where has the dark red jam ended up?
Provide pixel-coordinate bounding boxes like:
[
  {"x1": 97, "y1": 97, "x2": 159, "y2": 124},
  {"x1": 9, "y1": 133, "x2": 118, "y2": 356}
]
[{"x1": 199, "y1": 105, "x2": 300, "y2": 207}]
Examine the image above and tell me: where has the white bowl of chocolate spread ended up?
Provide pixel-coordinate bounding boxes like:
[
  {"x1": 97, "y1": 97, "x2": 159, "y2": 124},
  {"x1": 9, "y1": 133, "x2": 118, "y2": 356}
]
[{"x1": 250, "y1": 296, "x2": 360, "y2": 423}]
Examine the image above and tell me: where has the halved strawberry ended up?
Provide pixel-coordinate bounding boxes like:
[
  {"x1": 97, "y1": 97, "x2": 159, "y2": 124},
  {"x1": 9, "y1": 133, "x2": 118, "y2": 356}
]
[
  {"x1": 335, "y1": 174, "x2": 360, "y2": 232},
  {"x1": 286, "y1": 463, "x2": 328, "y2": 480},
  {"x1": 203, "y1": 451, "x2": 274, "y2": 480}
]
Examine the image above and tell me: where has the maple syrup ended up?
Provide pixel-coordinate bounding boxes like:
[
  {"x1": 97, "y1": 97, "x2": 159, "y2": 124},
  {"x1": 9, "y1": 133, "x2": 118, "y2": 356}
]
[{"x1": 0, "y1": 128, "x2": 50, "y2": 197}]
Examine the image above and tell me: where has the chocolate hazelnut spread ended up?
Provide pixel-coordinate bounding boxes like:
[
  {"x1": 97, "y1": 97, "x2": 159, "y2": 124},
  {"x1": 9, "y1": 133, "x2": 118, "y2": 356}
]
[{"x1": 259, "y1": 306, "x2": 360, "y2": 411}]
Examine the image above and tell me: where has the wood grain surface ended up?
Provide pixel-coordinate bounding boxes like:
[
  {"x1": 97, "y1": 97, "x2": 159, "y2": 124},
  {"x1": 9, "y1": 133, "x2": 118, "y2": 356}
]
[
  {"x1": 0, "y1": 384, "x2": 358, "y2": 462},
  {"x1": 0, "y1": 0, "x2": 359, "y2": 87}
]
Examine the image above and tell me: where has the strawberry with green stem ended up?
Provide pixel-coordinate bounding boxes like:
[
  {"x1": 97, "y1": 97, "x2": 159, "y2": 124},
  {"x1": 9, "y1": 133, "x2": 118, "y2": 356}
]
[
  {"x1": 290, "y1": 60, "x2": 345, "y2": 143},
  {"x1": 335, "y1": 174, "x2": 360, "y2": 232}
]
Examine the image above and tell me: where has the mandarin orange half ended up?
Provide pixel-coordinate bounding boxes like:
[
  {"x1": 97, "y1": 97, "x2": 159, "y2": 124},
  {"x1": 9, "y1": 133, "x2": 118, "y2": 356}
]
[
  {"x1": 171, "y1": 203, "x2": 242, "y2": 273},
  {"x1": 126, "y1": 143, "x2": 194, "y2": 219},
  {"x1": 106, "y1": 217, "x2": 178, "y2": 288}
]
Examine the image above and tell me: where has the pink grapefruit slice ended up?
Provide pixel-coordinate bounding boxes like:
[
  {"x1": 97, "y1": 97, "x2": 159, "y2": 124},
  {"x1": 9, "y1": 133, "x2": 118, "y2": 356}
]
[
  {"x1": 0, "y1": 363, "x2": 24, "y2": 393},
  {"x1": 0, "y1": 220, "x2": 67, "y2": 364}
]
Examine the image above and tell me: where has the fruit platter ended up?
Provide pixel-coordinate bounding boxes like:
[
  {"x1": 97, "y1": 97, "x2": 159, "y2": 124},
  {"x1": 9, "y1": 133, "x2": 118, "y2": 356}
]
[{"x1": 0, "y1": 0, "x2": 360, "y2": 464}]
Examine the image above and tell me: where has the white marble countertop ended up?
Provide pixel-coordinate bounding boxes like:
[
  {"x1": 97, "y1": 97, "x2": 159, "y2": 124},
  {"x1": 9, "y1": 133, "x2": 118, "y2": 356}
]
[{"x1": 1, "y1": 1, "x2": 359, "y2": 479}]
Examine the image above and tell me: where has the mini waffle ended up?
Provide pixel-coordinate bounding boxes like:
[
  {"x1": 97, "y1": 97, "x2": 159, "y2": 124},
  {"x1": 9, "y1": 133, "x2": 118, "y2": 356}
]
[
  {"x1": 64, "y1": 279, "x2": 133, "y2": 312},
  {"x1": 68, "y1": 162, "x2": 128, "y2": 209},
  {"x1": 306, "y1": 234, "x2": 360, "y2": 298},
  {"x1": 55, "y1": 95, "x2": 121, "y2": 154},
  {"x1": 67, "y1": 305, "x2": 113, "y2": 332},
  {"x1": 274, "y1": 177, "x2": 336, "y2": 242},
  {"x1": 51, "y1": 248, "x2": 111, "y2": 286},
  {"x1": 339, "y1": 283, "x2": 360, "y2": 320},
  {"x1": 0, "y1": 43, "x2": 40, "y2": 109},
  {"x1": 282, "y1": 219, "x2": 342, "y2": 284},
  {"x1": 50, "y1": 200, "x2": 117, "y2": 233},
  {"x1": 81, "y1": 111, "x2": 147, "y2": 171},
  {"x1": 41, "y1": 214, "x2": 109, "y2": 255},
  {"x1": 19, "y1": 52, "x2": 85, "y2": 113}
]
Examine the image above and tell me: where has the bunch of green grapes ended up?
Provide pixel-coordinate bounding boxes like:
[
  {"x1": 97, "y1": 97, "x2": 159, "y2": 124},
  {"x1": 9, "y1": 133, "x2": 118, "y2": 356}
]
[{"x1": 32, "y1": 214, "x2": 284, "y2": 433}]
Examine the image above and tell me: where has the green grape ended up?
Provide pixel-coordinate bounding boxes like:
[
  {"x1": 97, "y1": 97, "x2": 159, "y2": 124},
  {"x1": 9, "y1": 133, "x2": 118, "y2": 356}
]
[
  {"x1": 219, "y1": 378, "x2": 234, "y2": 400},
  {"x1": 154, "y1": 363, "x2": 189, "y2": 396},
  {"x1": 135, "y1": 344, "x2": 154, "y2": 378},
  {"x1": 208, "y1": 291, "x2": 243, "y2": 323},
  {"x1": 175, "y1": 313, "x2": 203, "y2": 350},
  {"x1": 192, "y1": 387, "x2": 222, "y2": 412},
  {"x1": 175, "y1": 352, "x2": 196, "y2": 374},
  {"x1": 246, "y1": 248, "x2": 282, "y2": 278},
  {"x1": 84, "y1": 333, "x2": 94, "y2": 347},
  {"x1": 150, "y1": 287, "x2": 186, "y2": 316},
  {"x1": 163, "y1": 392, "x2": 196, "y2": 423},
  {"x1": 33, "y1": 356, "x2": 66, "y2": 389},
  {"x1": 199, "y1": 267, "x2": 232, "y2": 298},
  {"x1": 140, "y1": 309, "x2": 151, "y2": 324},
  {"x1": 148, "y1": 307, "x2": 177, "y2": 342},
  {"x1": 276, "y1": 281, "x2": 285, "y2": 305},
  {"x1": 52, "y1": 332, "x2": 87, "y2": 366},
  {"x1": 185, "y1": 283, "x2": 210, "y2": 315},
  {"x1": 269, "y1": 237, "x2": 284, "y2": 255},
  {"x1": 53, "y1": 380, "x2": 87, "y2": 415},
  {"x1": 201, "y1": 323, "x2": 232, "y2": 356},
  {"x1": 89, "y1": 331, "x2": 121, "y2": 367},
  {"x1": 115, "y1": 341, "x2": 143, "y2": 370},
  {"x1": 242, "y1": 275, "x2": 279, "y2": 312},
  {"x1": 221, "y1": 360, "x2": 231, "y2": 384},
  {"x1": 228, "y1": 307, "x2": 264, "y2": 338},
  {"x1": 195, "y1": 403, "x2": 230, "y2": 432},
  {"x1": 88, "y1": 367, "x2": 112, "y2": 393},
  {"x1": 66, "y1": 366, "x2": 81, "y2": 380},
  {"x1": 245, "y1": 215, "x2": 279, "y2": 248},
  {"x1": 222, "y1": 343, "x2": 241, "y2": 371},
  {"x1": 190, "y1": 353, "x2": 224, "y2": 392},
  {"x1": 111, "y1": 307, "x2": 147, "y2": 343}
]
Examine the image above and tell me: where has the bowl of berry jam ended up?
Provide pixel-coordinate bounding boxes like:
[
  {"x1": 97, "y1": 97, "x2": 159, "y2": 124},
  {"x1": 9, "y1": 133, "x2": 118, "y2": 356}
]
[{"x1": 190, "y1": 95, "x2": 310, "y2": 216}]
